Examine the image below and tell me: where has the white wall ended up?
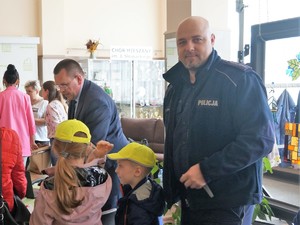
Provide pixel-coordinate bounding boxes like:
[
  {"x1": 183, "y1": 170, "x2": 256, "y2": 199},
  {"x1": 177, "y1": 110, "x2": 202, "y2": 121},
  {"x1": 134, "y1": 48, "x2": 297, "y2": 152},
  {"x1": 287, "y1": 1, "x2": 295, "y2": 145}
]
[
  {"x1": 40, "y1": 0, "x2": 166, "y2": 59},
  {"x1": 192, "y1": 0, "x2": 238, "y2": 61},
  {"x1": 0, "y1": 0, "x2": 39, "y2": 37}
]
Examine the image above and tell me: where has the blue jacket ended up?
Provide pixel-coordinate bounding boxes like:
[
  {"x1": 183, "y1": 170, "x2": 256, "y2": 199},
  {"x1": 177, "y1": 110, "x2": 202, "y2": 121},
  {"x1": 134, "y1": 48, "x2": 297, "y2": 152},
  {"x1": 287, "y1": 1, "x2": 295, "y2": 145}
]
[
  {"x1": 74, "y1": 79, "x2": 129, "y2": 209},
  {"x1": 163, "y1": 50, "x2": 275, "y2": 210},
  {"x1": 275, "y1": 89, "x2": 296, "y2": 146},
  {"x1": 116, "y1": 178, "x2": 165, "y2": 225}
]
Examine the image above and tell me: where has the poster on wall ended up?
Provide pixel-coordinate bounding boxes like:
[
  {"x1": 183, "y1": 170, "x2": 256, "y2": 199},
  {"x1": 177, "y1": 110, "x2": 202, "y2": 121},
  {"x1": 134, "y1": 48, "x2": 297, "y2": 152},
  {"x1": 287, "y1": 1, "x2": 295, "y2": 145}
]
[{"x1": 0, "y1": 37, "x2": 40, "y2": 92}]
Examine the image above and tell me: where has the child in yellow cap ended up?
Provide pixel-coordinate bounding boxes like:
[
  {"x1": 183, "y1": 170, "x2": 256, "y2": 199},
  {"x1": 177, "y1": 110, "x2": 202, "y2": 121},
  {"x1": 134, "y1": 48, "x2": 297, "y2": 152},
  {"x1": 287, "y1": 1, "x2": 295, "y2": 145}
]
[
  {"x1": 30, "y1": 119, "x2": 112, "y2": 225},
  {"x1": 107, "y1": 142, "x2": 165, "y2": 225}
]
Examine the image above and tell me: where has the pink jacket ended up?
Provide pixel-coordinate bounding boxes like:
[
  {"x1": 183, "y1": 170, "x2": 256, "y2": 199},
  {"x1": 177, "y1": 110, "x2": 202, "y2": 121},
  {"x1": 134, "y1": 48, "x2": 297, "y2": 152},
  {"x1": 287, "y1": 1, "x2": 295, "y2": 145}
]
[
  {"x1": 0, "y1": 86, "x2": 36, "y2": 156},
  {"x1": 1, "y1": 127, "x2": 27, "y2": 211},
  {"x1": 30, "y1": 174, "x2": 112, "y2": 225}
]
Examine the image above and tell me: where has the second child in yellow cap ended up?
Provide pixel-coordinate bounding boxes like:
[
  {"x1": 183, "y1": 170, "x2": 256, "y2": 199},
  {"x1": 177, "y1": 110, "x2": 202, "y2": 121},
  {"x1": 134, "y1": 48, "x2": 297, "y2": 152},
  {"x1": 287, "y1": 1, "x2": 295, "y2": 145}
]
[
  {"x1": 107, "y1": 142, "x2": 156, "y2": 168},
  {"x1": 107, "y1": 142, "x2": 165, "y2": 225}
]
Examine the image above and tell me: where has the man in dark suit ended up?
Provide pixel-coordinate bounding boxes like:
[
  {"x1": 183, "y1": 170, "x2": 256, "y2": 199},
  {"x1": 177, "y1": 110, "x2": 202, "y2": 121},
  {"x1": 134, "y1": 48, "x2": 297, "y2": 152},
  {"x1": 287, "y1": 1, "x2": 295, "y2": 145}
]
[{"x1": 54, "y1": 58, "x2": 129, "y2": 225}]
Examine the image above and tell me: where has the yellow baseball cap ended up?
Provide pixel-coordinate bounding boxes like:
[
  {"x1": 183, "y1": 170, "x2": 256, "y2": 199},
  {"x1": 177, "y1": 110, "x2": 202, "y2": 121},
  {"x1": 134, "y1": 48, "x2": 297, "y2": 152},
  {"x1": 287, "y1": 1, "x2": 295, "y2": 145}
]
[
  {"x1": 107, "y1": 142, "x2": 156, "y2": 168},
  {"x1": 55, "y1": 119, "x2": 91, "y2": 144}
]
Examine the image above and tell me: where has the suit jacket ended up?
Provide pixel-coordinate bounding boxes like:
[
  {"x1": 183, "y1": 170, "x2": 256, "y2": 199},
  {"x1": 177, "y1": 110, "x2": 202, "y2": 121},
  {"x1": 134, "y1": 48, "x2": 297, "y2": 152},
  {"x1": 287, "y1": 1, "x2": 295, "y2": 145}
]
[{"x1": 72, "y1": 79, "x2": 129, "y2": 209}]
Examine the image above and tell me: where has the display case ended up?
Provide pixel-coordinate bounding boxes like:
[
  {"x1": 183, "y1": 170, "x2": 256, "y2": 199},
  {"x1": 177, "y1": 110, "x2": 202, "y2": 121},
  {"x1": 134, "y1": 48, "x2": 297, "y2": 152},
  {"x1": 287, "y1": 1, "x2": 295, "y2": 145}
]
[{"x1": 79, "y1": 59, "x2": 165, "y2": 118}]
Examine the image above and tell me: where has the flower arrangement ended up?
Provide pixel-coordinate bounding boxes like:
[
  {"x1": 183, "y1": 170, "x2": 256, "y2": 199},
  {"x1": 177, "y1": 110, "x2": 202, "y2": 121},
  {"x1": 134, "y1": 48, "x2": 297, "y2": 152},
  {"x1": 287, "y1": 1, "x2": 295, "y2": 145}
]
[
  {"x1": 286, "y1": 52, "x2": 300, "y2": 81},
  {"x1": 86, "y1": 39, "x2": 99, "y2": 53}
]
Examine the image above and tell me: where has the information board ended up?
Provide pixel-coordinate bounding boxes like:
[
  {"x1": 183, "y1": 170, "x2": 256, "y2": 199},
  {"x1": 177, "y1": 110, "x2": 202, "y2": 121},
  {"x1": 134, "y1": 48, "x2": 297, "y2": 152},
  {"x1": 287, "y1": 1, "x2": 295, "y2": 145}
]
[{"x1": 0, "y1": 37, "x2": 40, "y2": 92}]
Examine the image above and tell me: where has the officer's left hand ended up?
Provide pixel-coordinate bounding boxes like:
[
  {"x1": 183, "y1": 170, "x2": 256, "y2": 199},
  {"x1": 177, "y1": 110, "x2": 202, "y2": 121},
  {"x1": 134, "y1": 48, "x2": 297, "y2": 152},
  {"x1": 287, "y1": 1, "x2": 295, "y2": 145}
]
[{"x1": 179, "y1": 163, "x2": 206, "y2": 189}]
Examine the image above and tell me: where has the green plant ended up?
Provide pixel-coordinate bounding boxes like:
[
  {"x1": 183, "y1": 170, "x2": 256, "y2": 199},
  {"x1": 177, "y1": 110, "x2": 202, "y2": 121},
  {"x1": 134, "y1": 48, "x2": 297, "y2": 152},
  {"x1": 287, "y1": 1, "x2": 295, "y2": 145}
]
[
  {"x1": 253, "y1": 197, "x2": 274, "y2": 222},
  {"x1": 151, "y1": 161, "x2": 163, "y2": 185},
  {"x1": 263, "y1": 156, "x2": 273, "y2": 174},
  {"x1": 164, "y1": 203, "x2": 181, "y2": 225},
  {"x1": 252, "y1": 157, "x2": 275, "y2": 222}
]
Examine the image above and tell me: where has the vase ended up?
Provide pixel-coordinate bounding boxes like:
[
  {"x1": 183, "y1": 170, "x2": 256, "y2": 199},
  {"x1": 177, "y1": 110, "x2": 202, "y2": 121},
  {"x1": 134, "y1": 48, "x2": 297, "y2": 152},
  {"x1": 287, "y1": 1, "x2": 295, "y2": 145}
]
[{"x1": 89, "y1": 51, "x2": 96, "y2": 59}]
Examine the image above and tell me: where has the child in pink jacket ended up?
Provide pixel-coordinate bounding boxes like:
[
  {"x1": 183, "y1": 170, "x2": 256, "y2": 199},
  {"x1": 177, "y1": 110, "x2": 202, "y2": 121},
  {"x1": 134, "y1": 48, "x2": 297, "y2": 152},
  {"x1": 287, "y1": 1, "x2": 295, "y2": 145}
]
[{"x1": 30, "y1": 119, "x2": 112, "y2": 225}]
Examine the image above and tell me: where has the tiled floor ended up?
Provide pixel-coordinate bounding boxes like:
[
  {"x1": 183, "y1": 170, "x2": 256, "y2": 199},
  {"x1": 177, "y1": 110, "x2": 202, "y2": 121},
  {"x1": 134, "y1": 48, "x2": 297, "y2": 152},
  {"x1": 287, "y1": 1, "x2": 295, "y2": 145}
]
[
  {"x1": 263, "y1": 176, "x2": 300, "y2": 207},
  {"x1": 263, "y1": 166, "x2": 299, "y2": 206}
]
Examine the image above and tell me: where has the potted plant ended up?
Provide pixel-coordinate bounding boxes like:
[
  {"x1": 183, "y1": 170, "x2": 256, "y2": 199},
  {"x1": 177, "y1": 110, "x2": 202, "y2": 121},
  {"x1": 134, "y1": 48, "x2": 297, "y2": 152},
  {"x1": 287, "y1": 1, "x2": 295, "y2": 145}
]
[{"x1": 252, "y1": 157, "x2": 275, "y2": 223}]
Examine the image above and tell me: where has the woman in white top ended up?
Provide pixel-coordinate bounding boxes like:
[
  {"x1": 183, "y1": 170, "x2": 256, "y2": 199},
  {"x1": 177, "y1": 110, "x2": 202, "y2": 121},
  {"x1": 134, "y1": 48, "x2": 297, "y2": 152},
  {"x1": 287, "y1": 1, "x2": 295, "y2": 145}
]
[
  {"x1": 25, "y1": 80, "x2": 49, "y2": 146},
  {"x1": 42, "y1": 80, "x2": 68, "y2": 166}
]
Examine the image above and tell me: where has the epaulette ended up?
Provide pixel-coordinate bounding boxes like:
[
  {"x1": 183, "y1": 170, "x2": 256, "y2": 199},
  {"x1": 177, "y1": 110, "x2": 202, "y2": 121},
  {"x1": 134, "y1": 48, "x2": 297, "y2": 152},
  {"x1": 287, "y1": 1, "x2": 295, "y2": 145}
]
[{"x1": 219, "y1": 60, "x2": 252, "y2": 72}]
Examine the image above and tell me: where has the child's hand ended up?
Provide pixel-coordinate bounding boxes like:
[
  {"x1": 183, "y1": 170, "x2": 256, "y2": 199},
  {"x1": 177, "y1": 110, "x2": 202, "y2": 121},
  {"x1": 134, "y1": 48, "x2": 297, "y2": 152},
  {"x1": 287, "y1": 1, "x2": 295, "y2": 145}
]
[
  {"x1": 85, "y1": 140, "x2": 113, "y2": 163},
  {"x1": 41, "y1": 166, "x2": 55, "y2": 176},
  {"x1": 95, "y1": 140, "x2": 114, "y2": 158}
]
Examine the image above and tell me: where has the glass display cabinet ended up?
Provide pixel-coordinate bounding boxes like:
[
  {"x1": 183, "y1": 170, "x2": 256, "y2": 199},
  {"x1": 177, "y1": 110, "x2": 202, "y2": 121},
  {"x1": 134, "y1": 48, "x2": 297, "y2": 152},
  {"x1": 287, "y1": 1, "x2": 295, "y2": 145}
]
[{"x1": 78, "y1": 59, "x2": 165, "y2": 118}]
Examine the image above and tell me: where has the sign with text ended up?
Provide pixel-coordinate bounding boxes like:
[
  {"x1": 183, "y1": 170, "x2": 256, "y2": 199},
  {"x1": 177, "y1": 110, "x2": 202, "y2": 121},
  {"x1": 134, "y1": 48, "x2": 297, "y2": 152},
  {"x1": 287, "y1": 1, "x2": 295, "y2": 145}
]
[{"x1": 110, "y1": 46, "x2": 153, "y2": 61}]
